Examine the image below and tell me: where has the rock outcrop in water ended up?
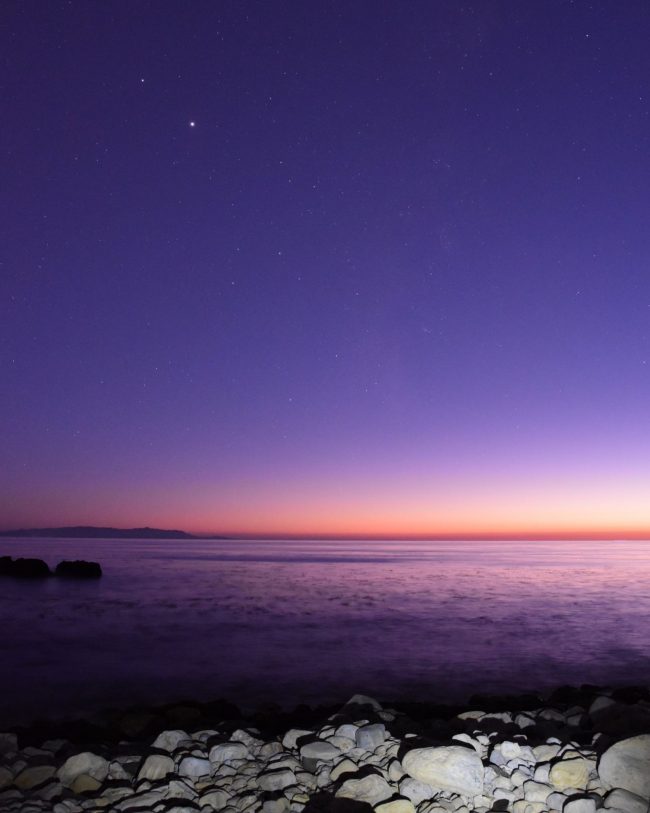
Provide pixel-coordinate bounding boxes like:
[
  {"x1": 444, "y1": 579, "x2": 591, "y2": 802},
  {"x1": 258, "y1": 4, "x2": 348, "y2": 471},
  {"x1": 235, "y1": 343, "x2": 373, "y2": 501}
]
[
  {"x1": 55, "y1": 560, "x2": 102, "y2": 579},
  {"x1": 1, "y1": 686, "x2": 650, "y2": 813},
  {"x1": 0, "y1": 557, "x2": 102, "y2": 579},
  {"x1": 0, "y1": 556, "x2": 51, "y2": 578}
]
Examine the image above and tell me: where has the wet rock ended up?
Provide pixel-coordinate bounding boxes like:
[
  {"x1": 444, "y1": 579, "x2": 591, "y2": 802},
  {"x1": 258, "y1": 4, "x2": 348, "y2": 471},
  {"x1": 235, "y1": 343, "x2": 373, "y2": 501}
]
[
  {"x1": 598, "y1": 735, "x2": 650, "y2": 799},
  {"x1": 402, "y1": 746, "x2": 484, "y2": 796}
]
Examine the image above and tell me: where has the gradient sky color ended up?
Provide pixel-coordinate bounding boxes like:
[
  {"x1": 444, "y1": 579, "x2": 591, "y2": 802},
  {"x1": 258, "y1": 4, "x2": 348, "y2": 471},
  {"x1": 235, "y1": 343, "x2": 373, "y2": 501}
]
[{"x1": 3, "y1": 1, "x2": 650, "y2": 537}]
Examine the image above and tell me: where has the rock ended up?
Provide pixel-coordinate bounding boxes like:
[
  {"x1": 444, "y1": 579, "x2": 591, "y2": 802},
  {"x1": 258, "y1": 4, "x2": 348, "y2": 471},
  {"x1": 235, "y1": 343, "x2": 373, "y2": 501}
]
[
  {"x1": 375, "y1": 798, "x2": 417, "y2": 813},
  {"x1": 355, "y1": 724, "x2": 385, "y2": 751},
  {"x1": 336, "y1": 725, "x2": 359, "y2": 740},
  {"x1": 1, "y1": 557, "x2": 51, "y2": 578},
  {"x1": 549, "y1": 756, "x2": 590, "y2": 791},
  {"x1": 55, "y1": 560, "x2": 102, "y2": 578},
  {"x1": 604, "y1": 789, "x2": 649, "y2": 813},
  {"x1": 177, "y1": 755, "x2": 211, "y2": 778},
  {"x1": 336, "y1": 772, "x2": 393, "y2": 805},
  {"x1": 70, "y1": 773, "x2": 102, "y2": 793},
  {"x1": 344, "y1": 694, "x2": 383, "y2": 711},
  {"x1": 137, "y1": 753, "x2": 175, "y2": 781},
  {"x1": 57, "y1": 752, "x2": 109, "y2": 788},
  {"x1": 283, "y1": 730, "x2": 313, "y2": 750},
  {"x1": 299, "y1": 740, "x2": 341, "y2": 761},
  {"x1": 400, "y1": 777, "x2": 435, "y2": 805},
  {"x1": 523, "y1": 780, "x2": 552, "y2": 802},
  {"x1": 200, "y1": 788, "x2": 232, "y2": 809},
  {"x1": 402, "y1": 746, "x2": 484, "y2": 796},
  {"x1": 151, "y1": 729, "x2": 190, "y2": 752},
  {"x1": 209, "y1": 741, "x2": 250, "y2": 764},
  {"x1": 564, "y1": 797, "x2": 597, "y2": 813},
  {"x1": 14, "y1": 765, "x2": 56, "y2": 789},
  {"x1": 261, "y1": 798, "x2": 290, "y2": 813},
  {"x1": 0, "y1": 766, "x2": 13, "y2": 788},
  {"x1": 0, "y1": 733, "x2": 17, "y2": 755},
  {"x1": 330, "y1": 759, "x2": 358, "y2": 781},
  {"x1": 598, "y1": 735, "x2": 650, "y2": 798},
  {"x1": 258, "y1": 767, "x2": 296, "y2": 791}
]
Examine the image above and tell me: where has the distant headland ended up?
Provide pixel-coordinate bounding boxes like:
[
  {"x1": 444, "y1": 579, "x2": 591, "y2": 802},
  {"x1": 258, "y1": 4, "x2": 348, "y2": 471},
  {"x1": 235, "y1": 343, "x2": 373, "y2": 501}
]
[{"x1": 0, "y1": 526, "x2": 219, "y2": 539}]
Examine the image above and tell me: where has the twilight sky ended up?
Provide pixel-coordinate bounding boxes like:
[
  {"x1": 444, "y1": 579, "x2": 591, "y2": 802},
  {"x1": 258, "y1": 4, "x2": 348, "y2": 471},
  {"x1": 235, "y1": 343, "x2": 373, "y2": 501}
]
[{"x1": 3, "y1": 1, "x2": 650, "y2": 537}]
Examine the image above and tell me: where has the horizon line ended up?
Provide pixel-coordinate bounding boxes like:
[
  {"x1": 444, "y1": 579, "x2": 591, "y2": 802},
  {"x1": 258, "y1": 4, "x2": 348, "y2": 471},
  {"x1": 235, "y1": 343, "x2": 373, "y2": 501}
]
[{"x1": 3, "y1": 523, "x2": 650, "y2": 541}]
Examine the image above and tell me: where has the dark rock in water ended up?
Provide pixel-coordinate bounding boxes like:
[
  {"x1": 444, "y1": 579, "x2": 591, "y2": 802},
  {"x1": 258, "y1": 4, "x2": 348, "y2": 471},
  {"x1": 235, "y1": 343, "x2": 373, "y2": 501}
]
[
  {"x1": 0, "y1": 557, "x2": 51, "y2": 578},
  {"x1": 55, "y1": 560, "x2": 102, "y2": 578}
]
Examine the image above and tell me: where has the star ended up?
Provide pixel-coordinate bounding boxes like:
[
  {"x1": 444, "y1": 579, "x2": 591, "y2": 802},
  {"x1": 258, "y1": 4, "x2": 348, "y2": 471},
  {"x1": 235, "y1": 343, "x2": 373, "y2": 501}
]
[{"x1": 189, "y1": 120, "x2": 196, "y2": 128}]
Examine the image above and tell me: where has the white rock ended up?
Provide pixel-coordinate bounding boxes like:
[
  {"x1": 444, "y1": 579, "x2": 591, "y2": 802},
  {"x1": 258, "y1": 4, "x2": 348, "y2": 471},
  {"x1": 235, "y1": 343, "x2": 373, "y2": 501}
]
[
  {"x1": 137, "y1": 753, "x2": 175, "y2": 781},
  {"x1": 327, "y1": 736, "x2": 356, "y2": 752},
  {"x1": 374, "y1": 798, "x2": 417, "y2": 813},
  {"x1": 355, "y1": 724, "x2": 385, "y2": 750},
  {"x1": 402, "y1": 746, "x2": 483, "y2": 796},
  {"x1": 344, "y1": 694, "x2": 383, "y2": 710},
  {"x1": 549, "y1": 756, "x2": 590, "y2": 791},
  {"x1": 336, "y1": 772, "x2": 393, "y2": 805},
  {"x1": 177, "y1": 755, "x2": 211, "y2": 778},
  {"x1": 299, "y1": 740, "x2": 341, "y2": 761},
  {"x1": 282, "y1": 730, "x2": 313, "y2": 750},
  {"x1": 335, "y1": 724, "x2": 359, "y2": 740},
  {"x1": 598, "y1": 735, "x2": 650, "y2": 798},
  {"x1": 152, "y1": 729, "x2": 190, "y2": 752},
  {"x1": 399, "y1": 777, "x2": 435, "y2": 805},
  {"x1": 604, "y1": 788, "x2": 649, "y2": 813},
  {"x1": 57, "y1": 752, "x2": 110, "y2": 788},
  {"x1": 564, "y1": 797, "x2": 597, "y2": 813},
  {"x1": 258, "y1": 768, "x2": 296, "y2": 792},
  {"x1": 209, "y1": 742, "x2": 250, "y2": 764},
  {"x1": 523, "y1": 780, "x2": 552, "y2": 802},
  {"x1": 330, "y1": 759, "x2": 358, "y2": 782}
]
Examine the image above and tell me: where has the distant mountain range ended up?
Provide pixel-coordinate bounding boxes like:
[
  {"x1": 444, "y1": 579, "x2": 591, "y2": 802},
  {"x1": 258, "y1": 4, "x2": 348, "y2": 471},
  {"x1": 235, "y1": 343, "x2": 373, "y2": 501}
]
[{"x1": 0, "y1": 526, "x2": 215, "y2": 539}]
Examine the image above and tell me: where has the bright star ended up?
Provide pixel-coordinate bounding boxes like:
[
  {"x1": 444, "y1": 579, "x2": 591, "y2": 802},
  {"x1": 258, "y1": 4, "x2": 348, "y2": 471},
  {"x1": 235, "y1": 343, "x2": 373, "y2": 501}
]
[{"x1": 189, "y1": 120, "x2": 196, "y2": 128}]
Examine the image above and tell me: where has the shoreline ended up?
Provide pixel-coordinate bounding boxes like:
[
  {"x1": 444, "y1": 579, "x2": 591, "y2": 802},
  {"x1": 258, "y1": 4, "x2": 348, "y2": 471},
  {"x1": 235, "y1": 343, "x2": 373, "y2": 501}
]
[{"x1": 2, "y1": 683, "x2": 650, "y2": 811}]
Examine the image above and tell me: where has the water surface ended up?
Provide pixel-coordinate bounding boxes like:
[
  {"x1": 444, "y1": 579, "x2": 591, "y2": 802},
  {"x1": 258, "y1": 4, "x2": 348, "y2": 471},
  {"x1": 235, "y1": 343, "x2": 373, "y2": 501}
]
[{"x1": 1, "y1": 537, "x2": 649, "y2": 726}]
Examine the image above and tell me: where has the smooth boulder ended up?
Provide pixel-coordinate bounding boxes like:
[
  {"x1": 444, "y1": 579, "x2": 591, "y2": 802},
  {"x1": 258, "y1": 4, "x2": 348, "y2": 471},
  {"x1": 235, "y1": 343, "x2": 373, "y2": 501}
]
[
  {"x1": 402, "y1": 745, "x2": 483, "y2": 796},
  {"x1": 55, "y1": 560, "x2": 102, "y2": 578},
  {"x1": 0, "y1": 557, "x2": 51, "y2": 578},
  {"x1": 599, "y1": 735, "x2": 650, "y2": 799}
]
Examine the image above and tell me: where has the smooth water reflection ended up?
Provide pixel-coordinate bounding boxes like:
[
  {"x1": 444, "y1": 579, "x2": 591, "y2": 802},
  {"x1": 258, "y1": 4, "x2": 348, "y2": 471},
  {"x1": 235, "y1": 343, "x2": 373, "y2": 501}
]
[{"x1": 1, "y1": 538, "x2": 650, "y2": 725}]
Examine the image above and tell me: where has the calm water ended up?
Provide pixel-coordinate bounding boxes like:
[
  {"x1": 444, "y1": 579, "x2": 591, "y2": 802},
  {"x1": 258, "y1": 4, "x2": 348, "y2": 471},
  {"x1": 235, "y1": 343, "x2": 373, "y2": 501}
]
[{"x1": 1, "y1": 537, "x2": 650, "y2": 727}]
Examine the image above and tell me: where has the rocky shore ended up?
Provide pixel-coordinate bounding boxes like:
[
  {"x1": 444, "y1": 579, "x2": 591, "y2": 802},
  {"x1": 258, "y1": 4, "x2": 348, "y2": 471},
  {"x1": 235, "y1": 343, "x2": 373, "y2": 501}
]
[{"x1": 1, "y1": 685, "x2": 650, "y2": 813}]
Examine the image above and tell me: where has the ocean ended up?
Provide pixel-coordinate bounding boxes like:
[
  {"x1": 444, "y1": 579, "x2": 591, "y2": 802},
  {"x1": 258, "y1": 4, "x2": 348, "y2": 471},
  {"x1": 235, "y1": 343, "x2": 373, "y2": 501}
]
[{"x1": 1, "y1": 537, "x2": 649, "y2": 727}]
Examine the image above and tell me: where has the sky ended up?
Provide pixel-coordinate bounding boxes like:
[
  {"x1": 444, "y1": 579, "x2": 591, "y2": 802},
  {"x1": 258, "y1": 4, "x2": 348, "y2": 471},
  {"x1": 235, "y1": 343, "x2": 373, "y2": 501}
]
[{"x1": 2, "y1": 0, "x2": 650, "y2": 538}]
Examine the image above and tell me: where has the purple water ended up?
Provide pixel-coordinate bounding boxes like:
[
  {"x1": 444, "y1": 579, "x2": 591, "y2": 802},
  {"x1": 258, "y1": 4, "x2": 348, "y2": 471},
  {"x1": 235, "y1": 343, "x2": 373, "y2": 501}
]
[{"x1": 1, "y1": 537, "x2": 650, "y2": 727}]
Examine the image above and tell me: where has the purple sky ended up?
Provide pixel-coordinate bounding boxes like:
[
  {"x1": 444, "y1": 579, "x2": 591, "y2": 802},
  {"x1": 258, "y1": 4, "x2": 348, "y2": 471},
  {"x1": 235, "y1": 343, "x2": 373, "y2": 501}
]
[{"x1": 3, "y1": 1, "x2": 650, "y2": 537}]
